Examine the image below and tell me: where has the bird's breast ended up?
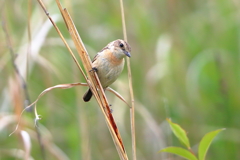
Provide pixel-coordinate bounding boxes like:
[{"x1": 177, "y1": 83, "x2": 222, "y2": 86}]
[{"x1": 93, "y1": 57, "x2": 124, "y2": 88}]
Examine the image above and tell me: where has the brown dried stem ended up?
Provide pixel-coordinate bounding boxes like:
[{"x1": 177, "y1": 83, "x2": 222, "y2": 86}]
[{"x1": 120, "y1": 0, "x2": 136, "y2": 159}]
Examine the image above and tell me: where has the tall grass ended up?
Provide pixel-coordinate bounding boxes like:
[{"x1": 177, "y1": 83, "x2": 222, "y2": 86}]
[{"x1": 1, "y1": 0, "x2": 240, "y2": 159}]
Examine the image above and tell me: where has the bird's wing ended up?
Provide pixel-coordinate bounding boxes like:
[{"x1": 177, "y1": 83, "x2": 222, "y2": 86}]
[
  {"x1": 92, "y1": 53, "x2": 100, "y2": 63},
  {"x1": 92, "y1": 46, "x2": 109, "y2": 62}
]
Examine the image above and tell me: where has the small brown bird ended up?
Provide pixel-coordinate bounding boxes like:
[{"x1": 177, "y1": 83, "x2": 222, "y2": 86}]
[{"x1": 83, "y1": 39, "x2": 131, "y2": 102}]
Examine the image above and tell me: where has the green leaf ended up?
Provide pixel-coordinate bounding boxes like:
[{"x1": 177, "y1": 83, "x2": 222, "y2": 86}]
[
  {"x1": 159, "y1": 147, "x2": 198, "y2": 160},
  {"x1": 198, "y1": 128, "x2": 225, "y2": 160},
  {"x1": 167, "y1": 118, "x2": 190, "y2": 149}
]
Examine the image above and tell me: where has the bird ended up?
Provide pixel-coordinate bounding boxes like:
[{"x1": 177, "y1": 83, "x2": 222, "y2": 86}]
[{"x1": 83, "y1": 39, "x2": 131, "y2": 102}]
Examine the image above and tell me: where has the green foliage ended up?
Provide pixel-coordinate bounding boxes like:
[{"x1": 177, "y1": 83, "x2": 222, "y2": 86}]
[
  {"x1": 160, "y1": 120, "x2": 225, "y2": 160},
  {"x1": 198, "y1": 129, "x2": 226, "y2": 160},
  {"x1": 167, "y1": 118, "x2": 190, "y2": 149},
  {"x1": 160, "y1": 147, "x2": 198, "y2": 160}
]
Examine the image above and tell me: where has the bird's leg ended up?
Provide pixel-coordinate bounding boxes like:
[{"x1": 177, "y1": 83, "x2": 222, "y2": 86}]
[
  {"x1": 109, "y1": 104, "x2": 113, "y2": 113},
  {"x1": 89, "y1": 67, "x2": 98, "y2": 72}
]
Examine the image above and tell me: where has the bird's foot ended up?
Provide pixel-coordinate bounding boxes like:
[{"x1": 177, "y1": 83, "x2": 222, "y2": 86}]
[{"x1": 89, "y1": 67, "x2": 98, "y2": 72}]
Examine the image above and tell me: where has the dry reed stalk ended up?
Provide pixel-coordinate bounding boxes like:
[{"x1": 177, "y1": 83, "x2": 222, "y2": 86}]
[{"x1": 120, "y1": 0, "x2": 136, "y2": 160}]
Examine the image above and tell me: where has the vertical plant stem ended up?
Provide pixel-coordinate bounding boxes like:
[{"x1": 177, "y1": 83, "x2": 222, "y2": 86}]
[{"x1": 120, "y1": 0, "x2": 136, "y2": 160}]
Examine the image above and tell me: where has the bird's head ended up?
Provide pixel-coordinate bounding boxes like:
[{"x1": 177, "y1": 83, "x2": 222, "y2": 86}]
[{"x1": 108, "y1": 39, "x2": 131, "y2": 59}]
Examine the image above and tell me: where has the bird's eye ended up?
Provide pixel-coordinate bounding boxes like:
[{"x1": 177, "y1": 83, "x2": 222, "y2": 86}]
[{"x1": 119, "y1": 43, "x2": 124, "y2": 48}]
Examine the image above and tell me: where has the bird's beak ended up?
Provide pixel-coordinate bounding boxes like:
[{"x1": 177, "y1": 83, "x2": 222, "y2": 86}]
[{"x1": 124, "y1": 50, "x2": 131, "y2": 57}]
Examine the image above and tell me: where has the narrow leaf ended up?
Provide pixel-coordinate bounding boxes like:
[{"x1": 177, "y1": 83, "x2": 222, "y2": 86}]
[
  {"x1": 167, "y1": 118, "x2": 190, "y2": 149},
  {"x1": 159, "y1": 147, "x2": 198, "y2": 160},
  {"x1": 198, "y1": 128, "x2": 225, "y2": 160}
]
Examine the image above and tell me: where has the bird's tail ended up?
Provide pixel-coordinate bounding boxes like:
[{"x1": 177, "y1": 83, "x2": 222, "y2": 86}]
[{"x1": 83, "y1": 88, "x2": 92, "y2": 102}]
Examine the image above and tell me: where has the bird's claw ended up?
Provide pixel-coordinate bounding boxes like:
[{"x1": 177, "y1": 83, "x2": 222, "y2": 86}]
[{"x1": 89, "y1": 67, "x2": 98, "y2": 72}]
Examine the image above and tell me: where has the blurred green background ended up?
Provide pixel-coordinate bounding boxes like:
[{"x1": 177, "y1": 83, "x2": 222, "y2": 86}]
[{"x1": 1, "y1": 0, "x2": 240, "y2": 159}]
